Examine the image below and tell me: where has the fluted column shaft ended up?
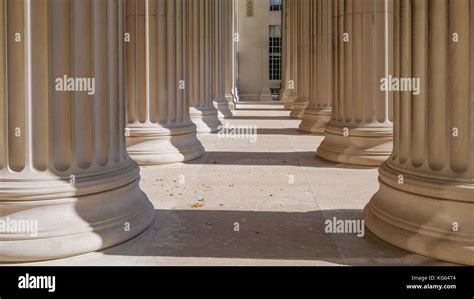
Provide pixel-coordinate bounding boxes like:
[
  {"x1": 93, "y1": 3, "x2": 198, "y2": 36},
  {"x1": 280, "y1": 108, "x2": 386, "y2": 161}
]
[
  {"x1": 188, "y1": 0, "x2": 222, "y2": 133},
  {"x1": 317, "y1": 0, "x2": 393, "y2": 166},
  {"x1": 282, "y1": 0, "x2": 298, "y2": 110},
  {"x1": 290, "y1": 0, "x2": 311, "y2": 119},
  {"x1": 125, "y1": 0, "x2": 204, "y2": 164},
  {"x1": 224, "y1": 0, "x2": 235, "y2": 110},
  {"x1": 365, "y1": 0, "x2": 474, "y2": 265},
  {"x1": 212, "y1": 0, "x2": 233, "y2": 118},
  {"x1": 0, "y1": 0, "x2": 153, "y2": 262},
  {"x1": 299, "y1": 0, "x2": 332, "y2": 133}
]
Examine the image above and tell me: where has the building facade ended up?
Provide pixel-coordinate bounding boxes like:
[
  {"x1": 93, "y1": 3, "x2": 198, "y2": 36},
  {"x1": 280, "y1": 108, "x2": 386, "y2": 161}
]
[{"x1": 236, "y1": 0, "x2": 282, "y2": 101}]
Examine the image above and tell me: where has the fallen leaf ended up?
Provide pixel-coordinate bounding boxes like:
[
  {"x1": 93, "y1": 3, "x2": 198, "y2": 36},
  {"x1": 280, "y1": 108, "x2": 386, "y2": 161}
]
[{"x1": 191, "y1": 202, "x2": 204, "y2": 208}]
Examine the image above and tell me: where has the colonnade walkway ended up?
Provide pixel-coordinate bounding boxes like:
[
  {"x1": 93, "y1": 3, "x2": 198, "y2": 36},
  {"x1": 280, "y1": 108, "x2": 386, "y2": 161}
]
[{"x1": 21, "y1": 102, "x2": 450, "y2": 266}]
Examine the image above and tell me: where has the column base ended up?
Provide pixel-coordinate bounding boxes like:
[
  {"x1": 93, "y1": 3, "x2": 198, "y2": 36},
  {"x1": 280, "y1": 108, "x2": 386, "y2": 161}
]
[
  {"x1": 316, "y1": 122, "x2": 393, "y2": 166},
  {"x1": 259, "y1": 89, "x2": 273, "y2": 102},
  {"x1": 190, "y1": 106, "x2": 222, "y2": 133},
  {"x1": 225, "y1": 94, "x2": 235, "y2": 110},
  {"x1": 283, "y1": 94, "x2": 297, "y2": 110},
  {"x1": 364, "y1": 162, "x2": 474, "y2": 265},
  {"x1": 299, "y1": 107, "x2": 332, "y2": 133},
  {"x1": 126, "y1": 123, "x2": 205, "y2": 165},
  {"x1": 214, "y1": 97, "x2": 233, "y2": 119},
  {"x1": 0, "y1": 163, "x2": 154, "y2": 262},
  {"x1": 289, "y1": 99, "x2": 309, "y2": 119}
]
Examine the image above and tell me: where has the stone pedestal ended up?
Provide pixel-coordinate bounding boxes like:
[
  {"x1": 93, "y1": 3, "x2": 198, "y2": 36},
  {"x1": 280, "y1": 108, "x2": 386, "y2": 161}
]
[
  {"x1": 289, "y1": 0, "x2": 310, "y2": 119},
  {"x1": 125, "y1": 0, "x2": 204, "y2": 165},
  {"x1": 188, "y1": 0, "x2": 222, "y2": 133},
  {"x1": 365, "y1": 0, "x2": 474, "y2": 265},
  {"x1": 299, "y1": 0, "x2": 332, "y2": 133},
  {"x1": 317, "y1": 0, "x2": 393, "y2": 166},
  {"x1": 0, "y1": 0, "x2": 154, "y2": 262}
]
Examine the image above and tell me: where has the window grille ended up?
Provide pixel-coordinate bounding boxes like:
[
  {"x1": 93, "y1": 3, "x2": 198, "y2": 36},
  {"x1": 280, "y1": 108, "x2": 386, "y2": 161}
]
[
  {"x1": 246, "y1": 0, "x2": 254, "y2": 17},
  {"x1": 269, "y1": 25, "x2": 282, "y2": 80}
]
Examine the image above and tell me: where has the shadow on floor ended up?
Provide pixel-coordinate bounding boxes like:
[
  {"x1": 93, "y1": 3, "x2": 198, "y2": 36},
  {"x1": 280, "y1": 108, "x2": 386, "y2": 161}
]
[
  {"x1": 256, "y1": 128, "x2": 324, "y2": 136},
  {"x1": 185, "y1": 151, "x2": 373, "y2": 170},
  {"x1": 234, "y1": 108, "x2": 287, "y2": 112},
  {"x1": 102, "y1": 208, "x2": 445, "y2": 266},
  {"x1": 231, "y1": 116, "x2": 295, "y2": 121}
]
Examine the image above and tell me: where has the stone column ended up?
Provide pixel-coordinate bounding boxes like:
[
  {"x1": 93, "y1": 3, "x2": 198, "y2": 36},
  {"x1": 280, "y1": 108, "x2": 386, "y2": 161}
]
[
  {"x1": 224, "y1": 0, "x2": 235, "y2": 110},
  {"x1": 317, "y1": 0, "x2": 393, "y2": 166},
  {"x1": 290, "y1": 0, "x2": 311, "y2": 119},
  {"x1": 365, "y1": 0, "x2": 474, "y2": 265},
  {"x1": 281, "y1": 0, "x2": 297, "y2": 110},
  {"x1": 125, "y1": 0, "x2": 204, "y2": 165},
  {"x1": 212, "y1": 0, "x2": 233, "y2": 119},
  {"x1": 188, "y1": 0, "x2": 222, "y2": 133},
  {"x1": 280, "y1": 0, "x2": 288, "y2": 102},
  {"x1": 299, "y1": 0, "x2": 332, "y2": 133},
  {"x1": 231, "y1": 0, "x2": 240, "y2": 103},
  {"x1": 0, "y1": 0, "x2": 154, "y2": 262}
]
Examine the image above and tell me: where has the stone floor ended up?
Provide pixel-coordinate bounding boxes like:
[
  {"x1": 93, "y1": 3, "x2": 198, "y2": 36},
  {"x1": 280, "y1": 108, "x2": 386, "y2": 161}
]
[{"x1": 19, "y1": 102, "x2": 452, "y2": 266}]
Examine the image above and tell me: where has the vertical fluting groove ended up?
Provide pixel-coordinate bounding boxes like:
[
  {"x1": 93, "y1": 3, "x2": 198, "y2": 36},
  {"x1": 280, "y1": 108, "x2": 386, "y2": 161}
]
[
  {"x1": 148, "y1": 0, "x2": 157, "y2": 123},
  {"x1": 94, "y1": 0, "x2": 109, "y2": 166},
  {"x1": 205, "y1": 0, "x2": 211, "y2": 105},
  {"x1": 470, "y1": 0, "x2": 474, "y2": 175},
  {"x1": 0, "y1": 0, "x2": 5, "y2": 170},
  {"x1": 31, "y1": 0, "x2": 49, "y2": 171},
  {"x1": 108, "y1": 0, "x2": 120, "y2": 163},
  {"x1": 200, "y1": 0, "x2": 206, "y2": 107},
  {"x1": 195, "y1": 0, "x2": 200, "y2": 107},
  {"x1": 335, "y1": 0, "x2": 343, "y2": 122},
  {"x1": 410, "y1": 0, "x2": 426, "y2": 167},
  {"x1": 7, "y1": 0, "x2": 25, "y2": 172},
  {"x1": 211, "y1": 0, "x2": 216, "y2": 100},
  {"x1": 185, "y1": 0, "x2": 192, "y2": 111},
  {"x1": 119, "y1": 0, "x2": 127, "y2": 159},
  {"x1": 449, "y1": 0, "x2": 470, "y2": 173},
  {"x1": 297, "y1": 0, "x2": 310, "y2": 105},
  {"x1": 175, "y1": 0, "x2": 182, "y2": 123},
  {"x1": 218, "y1": 0, "x2": 225, "y2": 102},
  {"x1": 191, "y1": 0, "x2": 199, "y2": 108},
  {"x1": 361, "y1": 1, "x2": 373, "y2": 124},
  {"x1": 166, "y1": 0, "x2": 175, "y2": 124},
  {"x1": 73, "y1": 0, "x2": 93, "y2": 169},
  {"x1": 343, "y1": 0, "x2": 352, "y2": 122},
  {"x1": 313, "y1": 0, "x2": 319, "y2": 109},
  {"x1": 311, "y1": 0, "x2": 318, "y2": 109},
  {"x1": 137, "y1": 0, "x2": 146, "y2": 123},
  {"x1": 292, "y1": 0, "x2": 298, "y2": 96},
  {"x1": 154, "y1": 0, "x2": 166, "y2": 123},
  {"x1": 323, "y1": 0, "x2": 332, "y2": 109},
  {"x1": 352, "y1": 0, "x2": 362, "y2": 124},
  {"x1": 391, "y1": 0, "x2": 400, "y2": 160},
  {"x1": 387, "y1": 0, "x2": 394, "y2": 123},
  {"x1": 25, "y1": 0, "x2": 33, "y2": 170},
  {"x1": 384, "y1": 0, "x2": 390, "y2": 124},
  {"x1": 51, "y1": 0, "x2": 72, "y2": 171},
  {"x1": 375, "y1": 5, "x2": 386, "y2": 123},
  {"x1": 428, "y1": 0, "x2": 447, "y2": 171},
  {"x1": 144, "y1": 0, "x2": 150, "y2": 123},
  {"x1": 212, "y1": 0, "x2": 217, "y2": 100},
  {"x1": 398, "y1": 0, "x2": 411, "y2": 164},
  {"x1": 125, "y1": 0, "x2": 137, "y2": 124},
  {"x1": 178, "y1": 0, "x2": 185, "y2": 123},
  {"x1": 216, "y1": 0, "x2": 221, "y2": 100},
  {"x1": 156, "y1": 0, "x2": 165, "y2": 124}
]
